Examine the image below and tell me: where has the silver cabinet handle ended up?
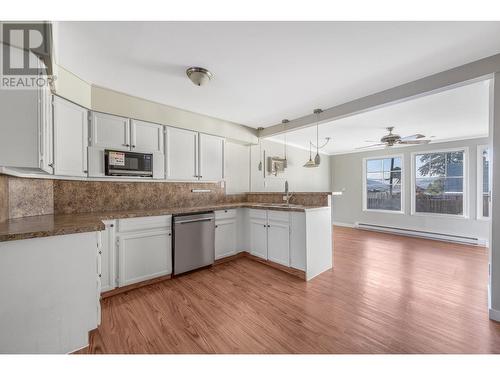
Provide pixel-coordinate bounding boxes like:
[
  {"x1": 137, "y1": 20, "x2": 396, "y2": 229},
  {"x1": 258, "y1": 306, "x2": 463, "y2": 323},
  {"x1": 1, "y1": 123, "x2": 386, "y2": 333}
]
[
  {"x1": 132, "y1": 145, "x2": 136, "y2": 148},
  {"x1": 177, "y1": 218, "x2": 213, "y2": 224},
  {"x1": 123, "y1": 143, "x2": 130, "y2": 147}
]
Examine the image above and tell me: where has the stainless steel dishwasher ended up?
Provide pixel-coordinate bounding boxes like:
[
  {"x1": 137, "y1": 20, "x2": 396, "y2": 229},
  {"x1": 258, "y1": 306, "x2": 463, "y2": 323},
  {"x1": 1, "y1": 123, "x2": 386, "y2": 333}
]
[{"x1": 173, "y1": 212, "x2": 215, "y2": 275}]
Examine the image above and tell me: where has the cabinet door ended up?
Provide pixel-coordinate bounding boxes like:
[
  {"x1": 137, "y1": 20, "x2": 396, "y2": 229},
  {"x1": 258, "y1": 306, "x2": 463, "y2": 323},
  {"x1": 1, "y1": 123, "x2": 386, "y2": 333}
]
[
  {"x1": 215, "y1": 220, "x2": 237, "y2": 260},
  {"x1": 53, "y1": 96, "x2": 89, "y2": 177},
  {"x1": 267, "y1": 220, "x2": 290, "y2": 267},
  {"x1": 99, "y1": 221, "x2": 116, "y2": 292},
  {"x1": 117, "y1": 230, "x2": 172, "y2": 287},
  {"x1": 165, "y1": 127, "x2": 198, "y2": 181},
  {"x1": 39, "y1": 83, "x2": 54, "y2": 174},
  {"x1": 130, "y1": 119, "x2": 164, "y2": 153},
  {"x1": 250, "y1": 219, "x2": 268, "y2": 260},
  {"x1": 199, "y1": 133, "x2": 224, "y2": 181},
  {"x1": 90, "y1": 112, "x2": 130, "y2": 151}
]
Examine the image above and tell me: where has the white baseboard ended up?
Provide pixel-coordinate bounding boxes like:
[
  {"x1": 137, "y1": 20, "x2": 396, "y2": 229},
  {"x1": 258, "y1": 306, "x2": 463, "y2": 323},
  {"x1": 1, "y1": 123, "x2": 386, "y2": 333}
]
[
  {"x1": 332, "y1": 221, "x2": 355, "y2": 228},
  {"x1": 489, "y1": 308, "x2": 500, "y2": 322},
  {"x1": 354, "y1": 222, "x2": 486, "y2": 246}
]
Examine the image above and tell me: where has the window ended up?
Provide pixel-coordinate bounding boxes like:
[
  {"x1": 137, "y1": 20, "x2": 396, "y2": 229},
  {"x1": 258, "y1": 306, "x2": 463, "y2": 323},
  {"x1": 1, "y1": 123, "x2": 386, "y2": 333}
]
[
  {"x1": 364, "y1": 156, "x2": 403, "y2": 212},
  {"x1": 413, "y1": 149, "x2": 466, "y2": 216},
  {"x1": 478, "y1": 145, "x2": 490, "y2": 219}
]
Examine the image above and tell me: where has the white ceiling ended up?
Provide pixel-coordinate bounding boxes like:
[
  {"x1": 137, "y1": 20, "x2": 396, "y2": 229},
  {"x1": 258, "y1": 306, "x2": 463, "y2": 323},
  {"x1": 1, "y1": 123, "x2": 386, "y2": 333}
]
[
  {"x1": 55, "y1": 21, "x2": 500, "y2": 128},
  {"x1": 268, "y1": 80, "x2": 490, "y2": 155}
]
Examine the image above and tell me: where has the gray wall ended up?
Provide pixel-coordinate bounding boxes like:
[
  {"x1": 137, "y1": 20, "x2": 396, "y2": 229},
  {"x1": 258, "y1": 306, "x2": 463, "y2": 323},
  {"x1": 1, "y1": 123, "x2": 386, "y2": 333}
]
[{"x1": 330, "y1": 137, "x2": 489, "y2": 242}]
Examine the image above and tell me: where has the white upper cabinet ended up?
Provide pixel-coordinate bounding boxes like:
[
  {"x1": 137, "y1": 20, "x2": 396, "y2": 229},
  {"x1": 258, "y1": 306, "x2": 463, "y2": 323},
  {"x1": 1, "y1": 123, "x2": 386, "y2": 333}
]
[
  {"x1": 53, "y1": 96, "x2": 89, "y2": 177},
  {"x1": 90, "y1": 112, "x2": 130, "y2": 151},
  {"x1": 130, "y1": 119, "x2": 164, "y2": 154},
  {"x1": 165, "y1": 127, "x2": 199, "y2": 181},
  {"x1": 0, "y1": 48, "x2": 53, "y2": 173},
  {"x1": 199, "y1": 133, "x2": 224, "y2": 181},
  {"x1": 165, "y1": 128, "x2": 225, "y2": 181}
]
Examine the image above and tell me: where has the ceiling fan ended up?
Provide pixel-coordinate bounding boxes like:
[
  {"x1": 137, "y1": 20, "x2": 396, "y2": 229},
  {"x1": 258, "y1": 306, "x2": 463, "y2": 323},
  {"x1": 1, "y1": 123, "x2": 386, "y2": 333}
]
[{"x1": 357, "y1": 126, "x2": 431, "y2": 149}]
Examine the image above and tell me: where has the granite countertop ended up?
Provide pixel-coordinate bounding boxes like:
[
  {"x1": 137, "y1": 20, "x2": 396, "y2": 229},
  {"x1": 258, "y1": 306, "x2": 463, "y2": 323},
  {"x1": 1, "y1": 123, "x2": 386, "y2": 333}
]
[{"x1": 0, "y1": 203, "x2": 330, "y2": 242}]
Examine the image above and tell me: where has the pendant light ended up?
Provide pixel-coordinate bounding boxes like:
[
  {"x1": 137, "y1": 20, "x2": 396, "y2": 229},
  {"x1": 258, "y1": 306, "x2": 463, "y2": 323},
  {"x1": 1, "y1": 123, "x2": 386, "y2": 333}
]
[
  {"x1": 303, "y1": 141, "x2": 318, "y2": 168},
  {"x1": 313, "y1": 109, "x2": 322, "y2": 166},
  {"x1": 257, "y1": 127, "x2": 264, "y2": 171},
  {"x1": 282, "y1": 119, "x2": 289, "y2": 168}
]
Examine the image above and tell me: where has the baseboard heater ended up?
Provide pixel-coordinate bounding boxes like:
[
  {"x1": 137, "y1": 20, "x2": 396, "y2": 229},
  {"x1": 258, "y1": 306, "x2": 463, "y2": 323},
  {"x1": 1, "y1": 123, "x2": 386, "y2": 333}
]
[{"x1": 354, "y1": 222, "x2": 486, "y2": 246}]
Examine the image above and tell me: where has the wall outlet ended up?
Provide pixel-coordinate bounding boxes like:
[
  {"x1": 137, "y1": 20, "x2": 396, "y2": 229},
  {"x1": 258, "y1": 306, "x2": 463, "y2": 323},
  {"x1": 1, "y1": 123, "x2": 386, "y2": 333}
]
[
  {"x1": 220, "y1": 181, "x2": 225, "y2": 188},
  {"x1": 282, "y1": 195, "x2": 287, "y2": 201}
]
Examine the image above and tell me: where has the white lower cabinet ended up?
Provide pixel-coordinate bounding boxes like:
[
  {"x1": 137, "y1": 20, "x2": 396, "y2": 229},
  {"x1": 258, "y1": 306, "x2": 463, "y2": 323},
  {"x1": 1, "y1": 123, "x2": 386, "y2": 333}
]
[
  {"x1": 99, "y1": 215, "x2": 173, "y2": 291},
  {"x1": 117, "y1": 229, "x2": 172, "y2": 287},
  {"x1": 215, "y1": 210, "x2": 238, "y2": 260},
  {"x1": 249, "y1": 216, "x2": 269, "y2": 260},
  {"x1": 215, "y1": 221, "x2": 237, "y2": 259},
  {"x1": 267, "y1": 218, "x2": 290, "y2": 267},
  {"x1": 248, "y1": 209, "x2": 291, "y2": 265}
]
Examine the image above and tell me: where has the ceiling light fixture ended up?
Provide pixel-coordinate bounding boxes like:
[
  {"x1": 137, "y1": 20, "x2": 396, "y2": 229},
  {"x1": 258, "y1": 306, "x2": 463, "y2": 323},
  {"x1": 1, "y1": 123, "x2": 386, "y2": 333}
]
[
  {"x1": 303, "y1": 141, "x2": 318, "y2": 168},
  {"x1": 304, "y1": 109, "x2": 330, "y2": 168},
  {"x1": 186, "y1": 67, "x2": 213, "y2": 86}
]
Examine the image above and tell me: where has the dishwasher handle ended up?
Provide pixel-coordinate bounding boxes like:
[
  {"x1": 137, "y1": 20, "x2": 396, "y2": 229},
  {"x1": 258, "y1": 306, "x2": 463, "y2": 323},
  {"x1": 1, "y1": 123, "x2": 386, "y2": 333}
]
[{"x1": 176, "y1": 218, "x2": 214, "y2": 224}]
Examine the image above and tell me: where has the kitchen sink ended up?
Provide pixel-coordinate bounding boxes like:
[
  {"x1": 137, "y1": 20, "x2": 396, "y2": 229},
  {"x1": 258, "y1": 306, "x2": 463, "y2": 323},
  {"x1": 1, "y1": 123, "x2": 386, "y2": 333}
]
[{"x1": 264, "y1": 203, "x2": 304, "y2": 208}]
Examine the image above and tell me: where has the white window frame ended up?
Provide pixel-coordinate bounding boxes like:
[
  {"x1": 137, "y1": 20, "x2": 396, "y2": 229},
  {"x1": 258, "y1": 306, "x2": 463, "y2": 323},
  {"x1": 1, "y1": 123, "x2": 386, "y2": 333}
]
[
  {"x1": 362, "y1": 154, "x2": 405, "y2": 214},
  {"x1": 411, "y1": 147, "x2": 469, "y2": 219},
  {"x1": 477, "y1": 144, "x2": 491, "y2": 221}
]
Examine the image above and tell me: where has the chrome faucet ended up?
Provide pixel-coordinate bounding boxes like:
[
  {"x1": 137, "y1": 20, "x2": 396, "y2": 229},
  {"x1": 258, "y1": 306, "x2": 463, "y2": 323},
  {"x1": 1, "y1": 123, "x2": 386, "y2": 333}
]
[{"x1": 284, "y1": 180, "x2": 293, "y2": 205}]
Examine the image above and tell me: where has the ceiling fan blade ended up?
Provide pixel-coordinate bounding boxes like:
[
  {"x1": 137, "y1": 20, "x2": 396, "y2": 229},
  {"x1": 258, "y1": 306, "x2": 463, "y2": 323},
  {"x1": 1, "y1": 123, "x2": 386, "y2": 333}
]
[
  {"x1": 355, "y1": 143, "x2": 386, "y2": 150},
  {"x1": 401, "y1": 134, "x2": 425, "y2": 141},
  {"x1": 399, "y1": 139, "x2": 431, "y2": 145}
]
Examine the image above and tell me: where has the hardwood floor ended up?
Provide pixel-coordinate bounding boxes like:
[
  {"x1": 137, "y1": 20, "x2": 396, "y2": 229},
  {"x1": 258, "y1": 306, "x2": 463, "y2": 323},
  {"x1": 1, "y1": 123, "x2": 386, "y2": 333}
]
[{"x1": 78, "y1": 226, "x2": 500, "y2": 354}]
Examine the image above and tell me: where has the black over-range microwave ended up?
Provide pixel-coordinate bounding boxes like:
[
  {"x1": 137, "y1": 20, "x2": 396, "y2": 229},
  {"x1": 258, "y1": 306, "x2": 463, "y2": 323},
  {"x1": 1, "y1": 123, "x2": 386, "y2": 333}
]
[{"x1": 104, "y1": 149, "x2": 153, "y2": 177}]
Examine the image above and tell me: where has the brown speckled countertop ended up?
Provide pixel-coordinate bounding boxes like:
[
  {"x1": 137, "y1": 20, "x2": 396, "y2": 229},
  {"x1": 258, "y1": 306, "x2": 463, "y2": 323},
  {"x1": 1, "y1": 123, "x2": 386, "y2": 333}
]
[{"x1": 0, "y1": 203, "x2": 330, "y2": 242}]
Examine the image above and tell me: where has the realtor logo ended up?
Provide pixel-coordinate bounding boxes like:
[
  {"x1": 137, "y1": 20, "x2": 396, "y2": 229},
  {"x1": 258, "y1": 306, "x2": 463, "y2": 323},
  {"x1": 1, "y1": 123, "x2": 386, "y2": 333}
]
[{"x1": 1, "y1": 22, "x2": 55, "y2": 89}]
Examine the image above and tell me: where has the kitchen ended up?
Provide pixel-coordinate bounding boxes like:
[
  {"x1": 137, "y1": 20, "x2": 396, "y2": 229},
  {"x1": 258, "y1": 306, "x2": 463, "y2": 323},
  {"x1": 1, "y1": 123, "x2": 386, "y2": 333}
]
[{"x1": 2, "y1": 17, "x2": 500, "y2": 365}]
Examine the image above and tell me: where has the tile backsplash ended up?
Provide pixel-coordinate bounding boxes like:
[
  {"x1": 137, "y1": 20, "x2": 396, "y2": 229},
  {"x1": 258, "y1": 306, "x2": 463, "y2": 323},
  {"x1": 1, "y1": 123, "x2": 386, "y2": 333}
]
[
  {"x1": 53, "y1": 180, "x2": 243, "y2": 214},
  {"x1": 5, "y1": 177, "x2": 54, "y2": 219}
]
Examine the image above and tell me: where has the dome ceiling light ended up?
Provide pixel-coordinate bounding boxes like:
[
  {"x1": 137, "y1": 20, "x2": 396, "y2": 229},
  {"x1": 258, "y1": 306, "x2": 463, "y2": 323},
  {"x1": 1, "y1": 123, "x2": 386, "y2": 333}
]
[{"x1": 186, "y1": 67, "x2": 213, "y2": 86}]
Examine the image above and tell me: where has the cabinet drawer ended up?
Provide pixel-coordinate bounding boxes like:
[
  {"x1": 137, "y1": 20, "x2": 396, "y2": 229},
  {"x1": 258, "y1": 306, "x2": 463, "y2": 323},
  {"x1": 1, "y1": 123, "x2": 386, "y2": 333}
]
[
  {"x1": 215, "y1": 209, "x2": 237, "y2": 220},
  {"x1": 268, "y1": 210, "x2": 290, "y2": 223},
  {"x1": 118, "y1": 215, "x2": 172, "y2": 233},
  {"x1": 248, "y1": 209, "x2": 267, "y2": 220}
]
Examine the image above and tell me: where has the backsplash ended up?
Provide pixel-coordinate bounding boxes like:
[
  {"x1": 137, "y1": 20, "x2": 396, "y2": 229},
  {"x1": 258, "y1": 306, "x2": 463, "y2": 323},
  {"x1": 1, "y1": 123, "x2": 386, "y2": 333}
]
[
  {"x1": 246, "y1": 192, "x2": 330, "y2": 207},
  {"x1": 1, "y1": 176, "x2": 54, "y2": 219},
  {"x1": 53, "y1": 180, "x2": 245, "y2": 214}
]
